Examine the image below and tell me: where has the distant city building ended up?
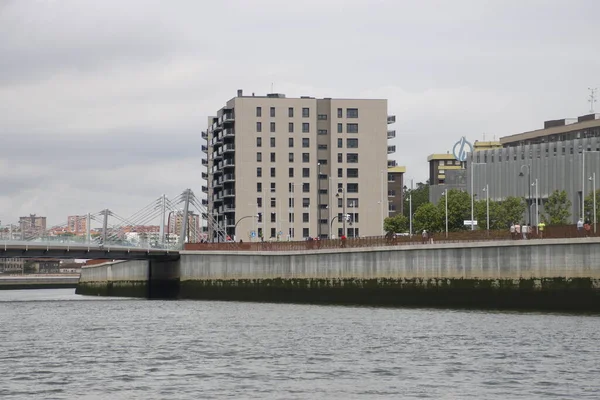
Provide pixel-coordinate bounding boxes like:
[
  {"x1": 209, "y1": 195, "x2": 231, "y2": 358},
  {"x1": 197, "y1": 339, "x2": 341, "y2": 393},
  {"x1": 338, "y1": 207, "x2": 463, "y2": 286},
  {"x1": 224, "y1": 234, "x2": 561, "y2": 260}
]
[
  {"x1": 19, "y1": 214, "x2": 46, "y2": 238},
  {"x1": 67, "y1": 215, "x2": 88, "y2": 235},
  {"x1": 0, "y1": 257, "x2": 25, "y2": 274},
  {"x1": 387, "y1": 166, "x2": 405, "y2": 217},
  {"x1": 168, "y1": 212, "x2": 201, "y2": 242}
]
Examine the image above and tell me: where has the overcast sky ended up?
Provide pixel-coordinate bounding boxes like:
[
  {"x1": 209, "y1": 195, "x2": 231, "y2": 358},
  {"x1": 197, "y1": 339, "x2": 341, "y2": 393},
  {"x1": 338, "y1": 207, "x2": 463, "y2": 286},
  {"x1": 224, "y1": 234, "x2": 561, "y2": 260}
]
[{"x1": 1, "y1": 0, "x2": 599, "y2": 227}]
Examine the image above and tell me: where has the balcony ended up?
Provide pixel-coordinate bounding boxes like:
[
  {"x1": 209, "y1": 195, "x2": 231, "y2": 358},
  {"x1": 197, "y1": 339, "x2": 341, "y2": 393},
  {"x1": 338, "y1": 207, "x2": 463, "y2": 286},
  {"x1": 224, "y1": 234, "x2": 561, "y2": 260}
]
[
  {"x1": 201, "y1": 158, "x2": 208, "y2": 166},
  {"x1": 223, "y1": 143, "x2": 235, "y2": 153},
  {"x1": 201, "y1": 185, "x2": 208, "y2": 193},
  {"x1": 201, "y1": 131, "x2": 208, "y2": 139},
  {"x1": 387, "y1": 145, "x2": 396, "y2": 154},
  {"x1": 223, "y1": 189, "x2": 236, "y2": 197},
  {"x1": 225, "y1": 219, "x2": 236, "y2": 228},
  {"x1": 201, "y1": 199, "x2": 208, "y2": 206},
  {"x1": 201, "y1": 172, "x2": 208, "y2": 180},
  {"x1": 223, "y1": 159, "x2": 235, "y2": 168},
  {"x1": 387, "y1": 130, "x2": 396, "y2": 139},
  {"x1": 387, "y1": 159, "x2": 397, "y2": 167},
  {"x1": 213, "y1": 148, "x2": 224, "y2": 161},
  {"x1": 223, "y1": 129, "x2": 235, "y2": 138},
  {"x1": 224, "y1": 204, "x2": 236, "y2": 213},
  {"x1": 387, "y1": 115, "x2": 396, "y2": 124},
  {"x1": 223, "y1": 173, "x2": 235, "y2": 182},
  {"x1": 201, "y1": 145, "x2": 208, "y2": 153},
  {"x1": 223, "y1": 113, "x2": 235, "y2": 122}
]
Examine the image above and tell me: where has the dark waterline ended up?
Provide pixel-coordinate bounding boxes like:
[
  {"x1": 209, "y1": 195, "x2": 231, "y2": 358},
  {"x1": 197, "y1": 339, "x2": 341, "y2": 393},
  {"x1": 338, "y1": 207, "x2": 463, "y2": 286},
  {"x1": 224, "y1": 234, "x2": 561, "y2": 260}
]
[{"x1": 1, "y1": 289, "x2": 599, "y2": 399}]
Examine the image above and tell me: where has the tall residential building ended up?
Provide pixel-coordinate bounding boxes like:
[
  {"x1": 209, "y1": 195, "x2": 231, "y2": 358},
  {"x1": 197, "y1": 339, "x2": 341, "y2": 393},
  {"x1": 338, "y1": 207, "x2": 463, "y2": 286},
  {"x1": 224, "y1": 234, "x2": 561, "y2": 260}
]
[
  {"x1": 19, "y1": 214, "x2": 46, "y2": 238},
  {"x1": 167, "y1": 212, "x2": 201, "y2": 242},
  {"x1": 202, "y1": 90, "x2": 395, "y2": 240},
  {"x1": 67, "y1": 215, "x2": 88, "y2": 235}
]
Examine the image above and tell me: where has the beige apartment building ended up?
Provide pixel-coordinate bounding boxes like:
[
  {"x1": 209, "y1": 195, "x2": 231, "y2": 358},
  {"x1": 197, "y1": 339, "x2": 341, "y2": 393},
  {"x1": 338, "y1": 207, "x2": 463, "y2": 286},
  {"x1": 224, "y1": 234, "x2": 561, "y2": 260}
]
[{"x1": 202, "y1": 90, "x2": 396, "y2": 241}]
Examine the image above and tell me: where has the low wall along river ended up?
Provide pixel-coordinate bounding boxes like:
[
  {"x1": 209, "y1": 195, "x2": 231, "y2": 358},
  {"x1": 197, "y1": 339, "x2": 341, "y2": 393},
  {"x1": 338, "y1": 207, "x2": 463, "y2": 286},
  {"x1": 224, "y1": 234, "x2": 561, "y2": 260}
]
[{"x1": 77, "y1": 238, "x2": 600, "y2": 311}]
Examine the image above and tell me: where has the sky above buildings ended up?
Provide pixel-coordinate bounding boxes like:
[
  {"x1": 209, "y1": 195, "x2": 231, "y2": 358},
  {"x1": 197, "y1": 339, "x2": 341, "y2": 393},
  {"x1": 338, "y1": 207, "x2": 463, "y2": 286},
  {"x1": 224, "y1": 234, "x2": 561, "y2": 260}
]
[{"x1": 1, "y1": 0, "x2": 599, "y2": 226}]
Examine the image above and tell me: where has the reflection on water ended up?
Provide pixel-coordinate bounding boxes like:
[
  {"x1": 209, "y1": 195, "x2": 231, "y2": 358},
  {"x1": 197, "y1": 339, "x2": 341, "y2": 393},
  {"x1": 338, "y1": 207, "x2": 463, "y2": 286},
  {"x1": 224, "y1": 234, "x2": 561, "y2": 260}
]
[{"x1": 0, "y1": 289, "x2": 599, "y2": 399}]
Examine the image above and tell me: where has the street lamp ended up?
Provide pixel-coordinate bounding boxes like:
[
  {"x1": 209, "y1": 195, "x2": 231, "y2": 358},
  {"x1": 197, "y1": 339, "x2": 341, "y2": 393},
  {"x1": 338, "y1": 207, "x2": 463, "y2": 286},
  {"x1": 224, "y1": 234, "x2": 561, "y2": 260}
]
[
  {"x1": 590, "y1": 173, "x2": 597, "y2": 233},
  {"x1": 409, "y1": 179, "x2": 413, "y2": 236},
  {"x1": 482, "y1": 184, "x2": 490, "y2": 233},
  {"x1": 471, "y1": 163, "x2": 487, "y2": 230},
  {"x1": 532, "y1": 179, "x2": 539, "y2": 228},
  {"x1": 234, "y1": 215, "x2": 259, "y2": 241},
  {"x1": 519, "y1": 165, "x2": 532, "y2": 226}
]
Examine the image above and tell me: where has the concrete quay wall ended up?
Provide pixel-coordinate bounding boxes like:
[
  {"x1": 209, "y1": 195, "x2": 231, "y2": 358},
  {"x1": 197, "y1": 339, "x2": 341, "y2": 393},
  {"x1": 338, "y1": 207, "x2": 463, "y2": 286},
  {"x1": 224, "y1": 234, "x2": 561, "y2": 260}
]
[
  {"x1": 0, "y1": 275, "x2": 79, "y2": 290},
  {"x1": 179, "y1": 239, "x2": 600, "y2": 311},
  {"x1": 76, "y1": 260, "x2": 149, "y2": 298}
]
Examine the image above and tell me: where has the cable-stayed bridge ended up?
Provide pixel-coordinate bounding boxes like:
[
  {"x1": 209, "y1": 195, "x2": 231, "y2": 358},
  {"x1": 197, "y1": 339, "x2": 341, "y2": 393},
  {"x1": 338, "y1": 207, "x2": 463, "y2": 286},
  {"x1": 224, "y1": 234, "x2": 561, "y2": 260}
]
[{"x1": 0, "y1": 189, "x2": 221, "y2": 259}]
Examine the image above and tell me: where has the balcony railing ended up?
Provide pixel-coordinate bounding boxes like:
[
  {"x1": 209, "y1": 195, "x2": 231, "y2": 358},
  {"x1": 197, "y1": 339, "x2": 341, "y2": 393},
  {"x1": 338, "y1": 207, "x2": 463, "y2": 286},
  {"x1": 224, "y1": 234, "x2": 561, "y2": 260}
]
[
  {"x1": 201, "y1": 172, "x2": 208, "y2": 180},
  {"x1": 387, "y1": 145, "x2": 396, "y2": 154},
  {"x1": 223, "y1": 129, "x2": 235, "y2": 138},
  {"x1": 224, "y1": 205, "x2": 236, "y2": 212},
  {"x1": 223, "y1": 173, "x2": 235, "y2": 182},
  {"x1": 223, "y1": 144, "x2": 235, "y2": 152},
  {"x1": 387, "y1": 130, "x2": 396, "y2": 139},
  {"x1": 201, "y1": 131, "x2": 208, "y2": 139},
  {"x1": 201, "y1": 199, "x2": 208, "y2": 205},
  {"x1": 201, "y1": 145, "x2": 208, "y2": 153},
  {"x1": 223, "y1": 189, "x2": 236, "y2": 197},
  {"x1": 201, "y1": 158, "x2": 208, "y2": 166},
  {"x1": 223, "y1": 159, "x2": 235, "y2": 167},
  {"x1": 387, "y1": 115, "x2": 396, "y2": 124},
  {"x1": 201, "y1": 186, "x2": 208, "y2": 193}
]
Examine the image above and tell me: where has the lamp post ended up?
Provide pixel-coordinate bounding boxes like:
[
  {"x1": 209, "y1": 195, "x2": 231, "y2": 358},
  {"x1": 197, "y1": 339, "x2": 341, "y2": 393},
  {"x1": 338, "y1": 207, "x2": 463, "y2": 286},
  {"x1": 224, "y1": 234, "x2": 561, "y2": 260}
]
[
  {"x1": 532, "y1": 179, "x2": 539, "y2": 228},
  {"x1": 409, "y1": 179, "x2": 413, "y2": 236},
  {"x1": 590, "y1": 173, "x2": 597, "y2": 233},
  {"x1": 234, "y1": 215, "x2": 259, "y2": 241},
  {"x1": 444, "y1": 189, "x2": 448, "y2": 238},
  {"x1": 519, "y1": 165, "x2": 532, "y2": 226},
  {"x1": 482, "y1": 184, "x2": 490, "y2": 233}
]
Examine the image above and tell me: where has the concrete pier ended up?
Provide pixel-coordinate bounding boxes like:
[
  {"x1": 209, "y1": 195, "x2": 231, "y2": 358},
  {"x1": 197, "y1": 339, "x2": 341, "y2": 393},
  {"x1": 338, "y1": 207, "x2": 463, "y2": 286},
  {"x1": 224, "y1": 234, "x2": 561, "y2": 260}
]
[
  {"x1": 0, "y1": 275, "x2": 79, "y2": 290},
  {"x1": 77, "y1": 238, "x2": 600, "y2": 311}
]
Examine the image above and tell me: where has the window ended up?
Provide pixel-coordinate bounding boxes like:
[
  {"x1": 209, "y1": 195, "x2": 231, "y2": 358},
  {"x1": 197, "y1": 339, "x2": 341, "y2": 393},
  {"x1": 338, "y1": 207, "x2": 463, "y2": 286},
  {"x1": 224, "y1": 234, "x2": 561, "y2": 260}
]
[
  {"x1": 337, "y1": 123, "x2": 343, "y2": 133},
  {"x1": 302, "y1": 168, "x2": 310, "y2": 178},
  {"x1": 388, "y1": 174, "x2": 395, "y2": 182},
  {"x1": 270, "y1": 198, "x2": 276, "y2": 207},
  {"x1": 348, "y1": 198, "x2": 359, "y2": 207},
  {"x1": 347, "y1": 123, "x2": 358, "y2": 133},
  {"x1": 318, "y1": 129, "x2": 328, "y2": 135},
  {"x1": 318, "y1": 114, "x2": 327, "y2": 120},
  {"x1": 289, "y1": 122, "x2": 294, "y2": 133},
  {"x1": 346, "y1": 108, "x2": 358, "y2": 118},
  {"x1": 257, "y1": 197, "x2": 262, "y2": 208},
  {"x1": 289, "y1": 198, "x2": 295, "y2": 208},
  {"x1": 337, "y1": 108, "x2": 342, "y2": 118},
  {"x1": 347, "y1": 168, "x2": 358, "y2": 178},
  {"x1": 303, "y1": 228, "x2": 309, "y2": 238},
  {"x1": 302, "y1": 153, "x2": 310, "y2": 163},
  {"x1": 302, "y1": 198, "x2": 310, "y2": 207},
  {"x1": 289, "y1": 183, "x2": 294, "y2": 192},
  {"x1": 318, "y1": 159, "x2": 328, "y2": 165},
  {"x1": 271, "y1": 213, "x2": 276, "y2": 223},
  {"x1": 303, "y1": 213, "x2": 309, "y2": 223},
  {"x1": 337, "y1": 138, "x2": 343, "y2": 148},
  {"x1": 289, "y1": 152, "x2": 294, "y2": 162},
  {"x1": 319, "y1": 189, "x2": 327, "y2": 195},
  {"x1": 289, "y1": 212, "x2": 294, "y2": 222},
  {"x1": 347, "y1": 138, "x2": 358, "y2": 148},
  {"x1": 318, "y1": 144, "x2": 327, "y2": 150},
  {"x1": 288, "y1": 107, "x2": 294, "y2": 117},
  {"x1": 347, "y1": 153, "x2": 358, "y2": 163},
  {"x1": 270, "y1": 167, "x2": 276, "y2": 177},
  {"x1": 347, "y1": 183, "x2": 358, "y2": 193},
  {"x1": 288, "y1": 137, "x2": 294, "y2": 147},
  {"x1": 302, "y1": 123, "x2": 310, "y2": 133},
  {"x1": 289, "y1": 167, "x2": 294, "y2": 178},
  {"x1": 257, "y1": 182, "x2": 262, "y2": 192},
  {"x1": 256, "y1": 107, "x2": 262, "y2": 117},
  {"x1": 256, "y1": 137, "x2": 262, "y2": 147},
  {"x1": 257, "y1": 215, "x2": 263, "y2": 224},
  {"x1": 270, "y1": 152, "x2": 276, "y2": 162},
  {"x1": 338, "y1": 199, "x2": 343, "y2": 208},
  {"x1": 269, "y1": 228, "x2": 276, "y2": 238},
  {"x1": 270, "y1": 182, "x2": 276, "y2": 192},
  {"x1": 302, "y1": 183, "x2": 310, "y2": 193},
  {"x1": 270, "y1": 107, "x2": 275, "y2": 117},
  {"x1": 270, "y1": 122, "x2": 276, "y2": 133},
  {"x1": 338, "y1": 168, "x2": 343, "y2": 178},
  {"x1": 302, "y1": 108, "x2": 309, "y2": 118},
  {"x1": 256, "y1": 167, "x2": 262, "y2": 177},
  {"x1": 270, "y1": 137, "x2": 276, "y2": 147},
  {"x1": 257, "y1": 122, "x2": 262, "y2": 132},
  {"x1": 337, "y1": 153, "x2": 343, "y2": 163},
  {"x1": 302, "y1": 138, "x2": 310, "y2": 148},
  {"x1": 257, "y1": 152, "x2": 262, "y2": 162}
]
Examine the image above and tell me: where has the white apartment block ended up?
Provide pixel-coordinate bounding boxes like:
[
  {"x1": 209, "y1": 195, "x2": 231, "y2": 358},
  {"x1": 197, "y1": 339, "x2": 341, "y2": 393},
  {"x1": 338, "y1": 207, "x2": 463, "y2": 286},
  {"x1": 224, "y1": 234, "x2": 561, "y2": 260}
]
[{"x1": 202, "y1": 90, "x2": 396, "y2": 241}]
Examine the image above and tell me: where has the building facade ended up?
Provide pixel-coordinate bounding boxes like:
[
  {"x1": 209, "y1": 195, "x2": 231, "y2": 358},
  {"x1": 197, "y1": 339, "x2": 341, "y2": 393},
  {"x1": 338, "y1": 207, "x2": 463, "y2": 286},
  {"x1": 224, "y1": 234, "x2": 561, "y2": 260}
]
[
  {"x1": 19, "y1": 214, "x2": 46, "y2": 239},
  {"x1": 203, "y1": 90, "x2": 395, "y2": 240},
  {"x1": 0, "y1": 257, "x2": 25, "y2": 274},
  {"x1": 67, "y1": 215, "x2": 87, "y2": 235},
  {"x1": 387, "y1": 166, "x2": 405, "y2": 217},
  {"x1": 469, "y1": 114, "x2": 600, "y2": 224}
]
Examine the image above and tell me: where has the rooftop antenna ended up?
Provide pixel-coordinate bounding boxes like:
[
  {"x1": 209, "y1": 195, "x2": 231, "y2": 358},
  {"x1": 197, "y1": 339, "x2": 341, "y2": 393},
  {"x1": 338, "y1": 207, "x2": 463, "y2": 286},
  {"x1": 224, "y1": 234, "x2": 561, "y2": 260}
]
[
  {"x1": 271, "y1": 82, "x2": 274, "y2": 93},
  {"x1": 589, "y1": 87, "x2": 598, "y2": 113}
]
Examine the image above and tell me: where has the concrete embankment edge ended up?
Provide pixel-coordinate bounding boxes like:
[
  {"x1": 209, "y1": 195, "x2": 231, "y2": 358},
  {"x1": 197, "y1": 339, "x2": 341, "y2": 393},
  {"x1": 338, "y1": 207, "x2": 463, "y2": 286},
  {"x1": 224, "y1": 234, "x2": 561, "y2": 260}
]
[
  {"x1": 76, "y1": 260, "x2": 149, "y2": 298},
  {"x1": 179, "y1": 239, "x2": 600, "y2": 311}
]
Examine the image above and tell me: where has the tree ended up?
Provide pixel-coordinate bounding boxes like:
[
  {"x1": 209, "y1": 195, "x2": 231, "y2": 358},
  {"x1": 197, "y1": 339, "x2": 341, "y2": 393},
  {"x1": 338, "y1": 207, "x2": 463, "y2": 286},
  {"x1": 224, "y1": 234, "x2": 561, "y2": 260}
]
[
  {"x1": 413, "y1": 202, "x2": 442, "y2": 233},
  {"x1": 499, "y1": 196, "x2": 527, "y2": 227},
  {"x1": 584, "y1": 189, "x2": 600, "y2": 224},
  {"x1": 383, "y1": 214, "x2": 409, "y2": 234},
  {"x1": 474, "y1": 199, "x2": 504, "y2": 230},
  {"x1": 403, "y1": 181, "x2": 430, "y2": 219},
  {"x1": 544, "y1": 190, "x2": 572, "y2": 225},
  {"x1": 437, "y1": 189, "x2": 472, "y2": 231}
]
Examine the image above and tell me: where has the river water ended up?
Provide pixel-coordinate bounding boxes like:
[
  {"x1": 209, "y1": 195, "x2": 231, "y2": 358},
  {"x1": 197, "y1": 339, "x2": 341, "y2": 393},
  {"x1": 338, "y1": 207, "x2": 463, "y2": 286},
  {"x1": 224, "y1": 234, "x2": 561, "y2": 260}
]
[{"x1": 0, "y1": 289, "x2": 599, "y2": 399}]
